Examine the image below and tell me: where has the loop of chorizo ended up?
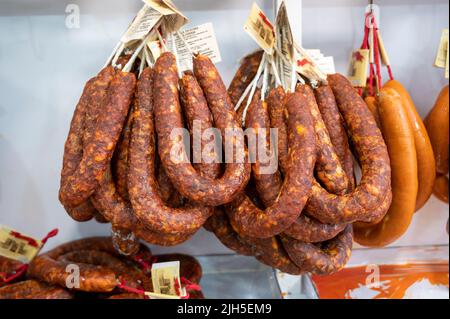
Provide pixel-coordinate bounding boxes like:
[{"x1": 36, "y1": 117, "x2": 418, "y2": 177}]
[
  {"x1": 204, "y1": 209, "x2": 254, "y2": 256},
  {"x1": 127, "y1": 67, "x2": 213, "y2": 235},
  {"x1": 111, "y1": 226, "x2": 140, "y2": 257},
  {"x1": 153, "y1": 53, "x2": 250, "y2": 206},
  {"x1": 59, "y1": 67, "x2": 115, "y2": 220},
  {"x1": 56, "y1": 249, "x2": 151, "y2": 290},
  {"x1": 262, "y1": 87, "x2": 346, "y2": 243},
  {"x1": 92, "y1": 167, "x2": 197, "y2": 246},
  {"x1": 281, "y1": 225, "x2": 353, "y2": 275},
  {"x1": 227, "y1": 92, "x2": 316, "y2": 238},
  {"x1": 59, "y1": 71, "x2": 136, "y2": 208},
  {"x1": 27, "y1": 237, "x2": 124, "y2": 292},
  {"x1": 296, "y1": 84, "x2": 350, "y2": 195},
  {"x1": 314, "y1": 85, "x2": 356, "y2": 191},
  {"x1": 305, "y1": 74, "x2": 392, "y2": 224},
  {"x1": 238, "y1": 235, "x2": 303, "y2": 275},
  {"x1": 0, "y1": 280, "x2": 73, "y2": 299}
]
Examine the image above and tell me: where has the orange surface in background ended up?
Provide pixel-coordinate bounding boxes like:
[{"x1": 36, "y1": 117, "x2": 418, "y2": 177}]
[{"x1": 311, "y1": 262, "x2": 449, "y2": 299}]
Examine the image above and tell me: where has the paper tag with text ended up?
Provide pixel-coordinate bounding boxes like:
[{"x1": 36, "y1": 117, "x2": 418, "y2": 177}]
[
  {"x1": 143, "y1": 0, "x2": 188, "y2": 34},
  {"x1": 305, "y1": 50, "x2": 336, "y2": 75},
  {"x1": 244, "y1": 3, "x2": 275, "y2": 54},
  {"x1": 121, "y1": 5, "x2": 163, "y2": 44},
  {"x1": 171, "y1": 22, "x2": 222, "y2": 72},
  {"x1": 435, "y1": 29, "x2": 449, "y2": 69},
  {"x1": 295, "y1": 45, "x2": 327, "y2": 82},
  {"x1": 275, "y1": 1, "x2": 296, "y2": 86},
  {"x1": 0, "y1": 225, "x2": 43, "y2": 264},
  {"x1": 151, "y1": 261, "x2": 183, "y2": 297},
  {"x1": 445, "y1": 38, "x2": 449, "y2": 79},
  {"x1": 348, "y1": 49, "x2": 370, "y2": 87}
]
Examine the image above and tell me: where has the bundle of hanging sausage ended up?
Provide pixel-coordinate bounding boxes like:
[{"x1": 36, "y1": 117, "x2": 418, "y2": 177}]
[
  {"x1": 199, "y1": 48, "x2": 393, "y2": 275},
  {"x1": 0, "y1": 237, "x2": 204, "y2": 299}
]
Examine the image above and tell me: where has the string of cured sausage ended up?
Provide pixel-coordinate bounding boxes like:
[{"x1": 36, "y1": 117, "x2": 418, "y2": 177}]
[{"x1": 1, "y1": 237, "x2": 204, "y2": 299}]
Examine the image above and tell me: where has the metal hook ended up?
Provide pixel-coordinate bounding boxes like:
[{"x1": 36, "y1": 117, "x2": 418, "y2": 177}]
[{"x1": 369, "y1": 0, "x2": 374, "y2": 13}]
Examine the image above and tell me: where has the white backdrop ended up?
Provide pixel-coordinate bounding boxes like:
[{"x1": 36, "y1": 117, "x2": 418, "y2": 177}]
[{"x1": 0, "y1": 0, "x2": 448, "y2": 255}]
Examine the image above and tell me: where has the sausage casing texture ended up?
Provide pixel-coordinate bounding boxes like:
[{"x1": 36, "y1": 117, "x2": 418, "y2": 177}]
[
  {"x1": 245, "y1": 89, "x2": 282, "y2": 207},
  {"x1": 59, "y1": 71, "x2": 136, "y2": 208},
  {"x1": 59, "y1": 67, "x2": 115, "y2": 220},
  {"x1": 315, "y1": 85, "x2": 356, "y2": 191},
  {"x1": 263, "y1": 87, "x2": 345, "y2": 243},
  {"x1": 297, "y1": 84, "x2": 350, "y2": 195},
  {"x1": 204, "y1": 209, "x2": 254, "y2": 256},
  {"x1": 0, "y1": 280, "x2": 72, "y2": 299},
  {"x1": 267, "y1": 86, "x2": 289, "y2": 175},
  {"x1": 228, "y1": 50, "x2": 264, "y2": 107},
  {"x1": 179, "y1": 71, "x2": 221, "y2": 179},
  {"x1": 56, "y1": 249, "x2": 151, "y2": 290},
  {"x1": 28, "y1": 237, "x2": 120, "y2": 292},
  {"x1": 305, "y1": 74, "x2": 392, "y2": 224},
  {"x1": 227, "y1": 92, "x2": 316, "y2": 238},
  {"x1": 281, "y1": 225, "x2": 353, "y2": 275},
  {"x1": 153, "y1": 53, "x2": 250, "y2": 206},
  {"x1": 127, "y1": 66, "x2": 213, "y2": 236}
]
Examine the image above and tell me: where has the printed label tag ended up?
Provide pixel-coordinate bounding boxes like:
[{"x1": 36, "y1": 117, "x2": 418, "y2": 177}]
[
  {"x1": 446, "y1": 38, "x2": 449, "y2": 79},
  {"x1": 244, "y1": 2, "x2": 275, "y2": 54},
  {"x1": 143, "y1": 0, "x2": 188, "y2": 34},
  {"x1": 435, "y1": 29, "x2": 449, "y2": 69},
  {"x1": 305, "y1": 50, "x2": 336, "y2": 75},
  {"x1": 172, "y1": 22, "x2": 222, "y2": 72},
  {"x1": 295, "y1": 45, "x2": 327, "y2": 82},
  {"x1": 0, "y1": 225, "x2": 42, "y2": 263},
  {"x1": 151, "y1": 261, "x2": 182, "y2": 297},
  {"x1": 275, "y1": 1, "x2": 296, "y2": 86},
  {"x1": 121, "y1": 5, "x2": 163, "y2": 43},
  {"x1": 348, "y1": 49, "x2": 370, "y2": 87}
]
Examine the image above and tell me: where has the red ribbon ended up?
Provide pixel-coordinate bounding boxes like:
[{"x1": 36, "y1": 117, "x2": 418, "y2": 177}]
[
  {"x1": 0, "y1": 229, "x2": 58, "y2": 284},
  {"x1": 258, "y1": 11, "x2": 274, "y2": 32}
]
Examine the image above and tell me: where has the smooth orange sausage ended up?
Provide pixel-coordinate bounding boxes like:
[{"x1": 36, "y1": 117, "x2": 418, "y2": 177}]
[
  {"x1": 384, "y1": 80, "x2": 436, "y2": 211},
  {"x1": 355, "y1": 88, "x2": 418, "y2": 247},
  {"x1": 425, "y1": 85, "x2": 449, "y2": 176}
]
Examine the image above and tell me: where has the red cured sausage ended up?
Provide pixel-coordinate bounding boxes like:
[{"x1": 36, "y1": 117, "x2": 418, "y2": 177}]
[
  {"x1": 179, "y1": 71, "x2": 221, "y2": 179},
  {"x1": 153, "y1": 53, "x2": 251, "y2": 206},
  {"x1": 283, "y1": 216, "x2": 346, "y2": 244},
  {"x1": 228, "y1": 50, "x2": 264, "y2": 107},
  {"x1": 305, "y1": 74, "x2": 392, "y2": 224},
  {"x1": 314, "y1": 85, "x2": 355, "y2": 191},
  {"x1": 281, "y1": 225, "x2": 353, "y2": 275},
  {"x1": 59, "y1": 67, "x2": 115, "y2": 221},
  {"x1": 0, "y1": 280, "x2": 72, "y2": 299},
  {"x1": 28, "y1": 237, "x2": 121, "y2": 292},
  {"x1": 59, "y1": 71, "x2": 136, "y2": 208},
  {"x1": 267, "y1": 87, "x2": 289, "y2": 175},
  {"x1": 296, "y1": 84, "x2": 350, "y2": 195},
  {"x1": 127, "y1": 66, "x2": 213, "y2": 236},
  {"x1": 227, "y1": 92, "x2": 316, "y2": 238}
]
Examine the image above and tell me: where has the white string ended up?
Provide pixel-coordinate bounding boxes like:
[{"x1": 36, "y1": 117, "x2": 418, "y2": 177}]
[
  {"x1": 261, "y1": 59, "x2": 270, "y2": 101},
  {"x1": 269, "y1": 55, "x2": 282, "y2": 87},
  {"x1": 290, "y1": 61, "x2": 297, "y2": 93},
  {"x1": 123, "y1": 37, "x2": 148, "y2": 72},
  {"x1": 104, "y1": 41, "x2": 123, "y2": 68},
  {"x1": 144, "y1": 46, "x2": 154, "y2": 67},
  {"x1": 241, "y1": 56, "x2": 268, "y2": 126},
  {"x1": 139, "y1": 49, "x2": 146, "y2": 77},
  {"x1": 169, "y1": 33, "x2": 183, "y2": 79},
  {"x1": 234, "y1": 53, "x2": 267, "y2": 112},
  {"x1": 111, "y1": 42, "x2": 126, "y2": 68}
]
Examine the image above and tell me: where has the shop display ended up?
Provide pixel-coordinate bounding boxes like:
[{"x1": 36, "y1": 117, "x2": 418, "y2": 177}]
[
  {"x1": 0, "y1": 236, "x2": 204, "y2": 299},
  {"x1": 0, "y1": 0, "x2": 448, "y2": 301}
]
